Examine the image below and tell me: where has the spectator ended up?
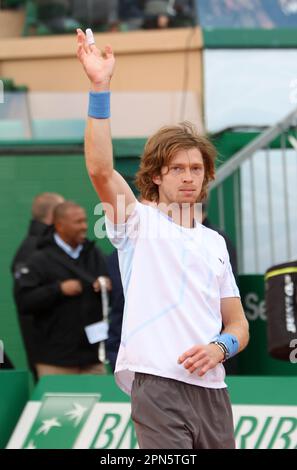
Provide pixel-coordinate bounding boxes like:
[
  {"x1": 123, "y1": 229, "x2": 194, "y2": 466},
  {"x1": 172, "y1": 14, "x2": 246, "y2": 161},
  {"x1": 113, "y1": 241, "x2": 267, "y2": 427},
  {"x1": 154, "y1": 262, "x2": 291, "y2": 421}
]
[
  {"x1": 119, "y1": 0, "x2": 144, "y2": 30},
  {"x1": 142, "y1": 0, "x2": 176, "y2": 29},
  {"x1": 12, "y1": 192, "x2": 64, "y2": 271},
  {"x1": 1, "y1": 1, "x2": 23, "y2": 9},
  {"x1": 143, "y1": 0, "x2": 195, "y2": 29},
  {"x1": 15, "y1": 201, "x2": 111, "y2": 378},
  {"x1": 12, "y1": 192, "x2": 64, "y2": 379},
  {"x1": 173, "y1": 0, "x2": 195, "y2": 27},
  {"x1": 36, "y1": 0, "x2": 81, "y2": 34},
  {"x1": 71, "y1": 0, "x2": 119, "y2": 32}
]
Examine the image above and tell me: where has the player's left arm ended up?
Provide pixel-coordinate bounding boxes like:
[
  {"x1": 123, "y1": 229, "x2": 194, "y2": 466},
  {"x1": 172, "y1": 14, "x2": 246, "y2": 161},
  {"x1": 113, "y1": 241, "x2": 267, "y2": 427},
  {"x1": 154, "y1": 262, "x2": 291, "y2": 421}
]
[
  {"x1": 178, "y1": 298, "x2": 249, "y2": 376},
  {"x1": 220, "y1": 296, "x2": 249, "y2": 353}
]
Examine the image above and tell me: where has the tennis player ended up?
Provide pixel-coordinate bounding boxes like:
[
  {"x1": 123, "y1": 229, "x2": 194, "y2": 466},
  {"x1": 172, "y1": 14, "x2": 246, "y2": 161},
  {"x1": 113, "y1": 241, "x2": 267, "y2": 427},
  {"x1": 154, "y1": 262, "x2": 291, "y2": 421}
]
[{"x1": 76, "y1": 28, "x2": 249, "y2": 449}]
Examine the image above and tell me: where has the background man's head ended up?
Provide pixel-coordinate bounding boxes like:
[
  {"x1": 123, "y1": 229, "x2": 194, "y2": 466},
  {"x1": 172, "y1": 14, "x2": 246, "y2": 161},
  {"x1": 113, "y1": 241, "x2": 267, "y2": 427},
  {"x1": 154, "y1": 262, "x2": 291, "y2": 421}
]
[
  {"x1": 53, "y1": 201, "x2": 88, "y2": 248},
  {"x1": 135, "y1": 122, "x2": 217, "y2": 204},
  {"x1": 32, "y1": 192, "x2": 65, "y2": 225}
]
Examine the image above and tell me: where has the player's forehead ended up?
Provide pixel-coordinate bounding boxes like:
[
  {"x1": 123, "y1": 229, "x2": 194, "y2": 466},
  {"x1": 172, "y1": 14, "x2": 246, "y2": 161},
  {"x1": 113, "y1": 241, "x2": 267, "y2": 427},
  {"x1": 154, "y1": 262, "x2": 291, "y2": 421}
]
[{"x1": 169, "y1": 148, "x2": 203, "y2": 166}]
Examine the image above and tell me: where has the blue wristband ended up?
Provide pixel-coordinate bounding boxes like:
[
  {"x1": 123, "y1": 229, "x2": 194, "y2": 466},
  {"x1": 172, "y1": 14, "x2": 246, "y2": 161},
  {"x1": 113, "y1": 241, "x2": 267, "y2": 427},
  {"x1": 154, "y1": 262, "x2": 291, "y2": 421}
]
[
  {"x1": 88, "y1": 91, "x2": 110, "y2": 119},
  {"x1": 217, "y1": 333, "x2": 239, "y2": 359}
]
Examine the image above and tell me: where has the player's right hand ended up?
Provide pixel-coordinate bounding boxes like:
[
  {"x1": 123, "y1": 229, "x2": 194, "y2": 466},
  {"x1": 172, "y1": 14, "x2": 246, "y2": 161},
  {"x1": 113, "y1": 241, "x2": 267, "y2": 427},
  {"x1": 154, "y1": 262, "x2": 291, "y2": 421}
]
[{"x1": 76, "y1": 28, "x2": 115, "y2": 91}]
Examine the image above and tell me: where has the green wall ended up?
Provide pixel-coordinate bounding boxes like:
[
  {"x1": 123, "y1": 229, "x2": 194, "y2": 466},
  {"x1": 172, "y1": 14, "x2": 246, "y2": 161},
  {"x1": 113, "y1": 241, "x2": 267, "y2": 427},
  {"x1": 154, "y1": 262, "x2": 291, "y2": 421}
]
[
  {"x1": 0, "y1": 139, "x2": 145, "y2": 371},
  {"x1": 0, "y1": 152, "x2": 105, "y2": 369},
  {"x1": 203, "y1": 28, "x2": 297, "y2": 48}
]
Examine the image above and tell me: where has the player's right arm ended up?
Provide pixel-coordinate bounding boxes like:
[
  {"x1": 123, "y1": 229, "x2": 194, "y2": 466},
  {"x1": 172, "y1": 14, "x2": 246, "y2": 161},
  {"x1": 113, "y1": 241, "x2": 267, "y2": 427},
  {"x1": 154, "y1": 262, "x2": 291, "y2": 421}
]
[{"x1": 76, "y1": 29, "x2": 136, "y2": 223}]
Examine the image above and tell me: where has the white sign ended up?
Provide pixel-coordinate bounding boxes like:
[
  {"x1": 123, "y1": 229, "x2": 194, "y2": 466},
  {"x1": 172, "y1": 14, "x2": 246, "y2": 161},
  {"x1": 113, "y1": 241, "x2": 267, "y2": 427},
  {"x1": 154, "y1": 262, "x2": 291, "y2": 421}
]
[
  {"x1": 234, "y1": 405, "x2": 297, "y2": 449},
  {"x1": 204, "y1": 50, "x2": 297, "y2": 132}
]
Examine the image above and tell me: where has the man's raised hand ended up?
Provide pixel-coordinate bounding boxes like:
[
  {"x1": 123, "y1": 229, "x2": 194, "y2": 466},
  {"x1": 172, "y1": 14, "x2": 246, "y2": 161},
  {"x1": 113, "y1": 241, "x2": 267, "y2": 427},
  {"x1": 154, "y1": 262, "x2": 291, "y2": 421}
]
[{"x1": 76, "y1": 28, "x2": 115, "y2": 91}]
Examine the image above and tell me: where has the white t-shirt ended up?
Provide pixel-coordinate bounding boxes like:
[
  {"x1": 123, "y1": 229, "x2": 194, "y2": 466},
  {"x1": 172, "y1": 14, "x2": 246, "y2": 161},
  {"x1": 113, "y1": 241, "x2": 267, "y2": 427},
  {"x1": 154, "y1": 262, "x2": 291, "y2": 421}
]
[{"x1": 105, "y1": 202, "x2": 240, "y2": 395}]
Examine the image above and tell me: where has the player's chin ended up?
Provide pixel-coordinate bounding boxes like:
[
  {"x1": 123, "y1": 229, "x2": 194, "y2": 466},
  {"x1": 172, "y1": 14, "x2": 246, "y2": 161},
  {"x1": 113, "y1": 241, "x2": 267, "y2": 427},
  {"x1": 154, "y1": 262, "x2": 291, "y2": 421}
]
[{"x1": 178, "y1": 193, "x2": 197, "y2": 204}]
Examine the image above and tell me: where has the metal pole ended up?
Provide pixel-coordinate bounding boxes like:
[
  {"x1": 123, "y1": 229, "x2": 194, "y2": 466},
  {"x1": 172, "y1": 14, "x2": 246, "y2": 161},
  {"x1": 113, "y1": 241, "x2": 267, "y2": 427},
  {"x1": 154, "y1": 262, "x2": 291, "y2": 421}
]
[
  {"x1": 266, "y1": 147, "x2": 275, "y2": 265},
  {"x1": 250, "y1": 155, "x2": 259, "y2": 273},
  {"x1": 281, "y1": 133, "x2": 292, "y2": 260},
  {"x1": 234, "y1": 169, "x2": 243, "y2": 274},
  {"x1": 211, "y1": 106, "x2": 297, "y2": 190},
  {"x1": 217, "y1": 185, "x2": 225, "y2": 232}
]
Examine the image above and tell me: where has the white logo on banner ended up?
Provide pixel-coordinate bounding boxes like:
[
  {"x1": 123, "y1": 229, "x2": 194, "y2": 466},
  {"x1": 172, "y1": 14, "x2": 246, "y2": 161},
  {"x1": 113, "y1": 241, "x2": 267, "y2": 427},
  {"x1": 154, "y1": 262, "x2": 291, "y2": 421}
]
[{"x1": 234, "y1": 405, "x2": 297, "y2": 449}]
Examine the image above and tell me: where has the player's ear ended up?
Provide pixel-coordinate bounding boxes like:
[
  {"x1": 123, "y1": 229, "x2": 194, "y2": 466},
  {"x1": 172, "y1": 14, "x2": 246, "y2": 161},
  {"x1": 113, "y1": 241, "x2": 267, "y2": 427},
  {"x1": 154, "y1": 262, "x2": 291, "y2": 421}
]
[{"x1": 153, "y1": 174, "x2": 162, "y2": 186}]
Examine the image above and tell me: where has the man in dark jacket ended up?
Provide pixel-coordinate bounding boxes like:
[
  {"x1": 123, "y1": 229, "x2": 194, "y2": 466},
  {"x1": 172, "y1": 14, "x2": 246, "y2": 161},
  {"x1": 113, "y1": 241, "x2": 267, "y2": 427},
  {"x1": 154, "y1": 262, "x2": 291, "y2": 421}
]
[
  {"x1": 12, "y1": 192, "x2": 65, "y2": 272},
  {"x1": 15, "y1": 201, "x2": 111, "y2": 378},
  {"x1": 12, "y1": 192, "x2": 64, "y2": 378}
]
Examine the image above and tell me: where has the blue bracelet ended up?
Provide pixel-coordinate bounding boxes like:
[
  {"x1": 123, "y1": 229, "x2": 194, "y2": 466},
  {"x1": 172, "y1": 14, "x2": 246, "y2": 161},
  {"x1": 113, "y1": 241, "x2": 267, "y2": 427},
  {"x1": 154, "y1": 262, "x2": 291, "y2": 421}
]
[
  {"x1": 216, "y1": 333, "x2": 239, "y2": 359},
  {"x1": 88, "y1": 91, "x2": 110, "y2": 119}
]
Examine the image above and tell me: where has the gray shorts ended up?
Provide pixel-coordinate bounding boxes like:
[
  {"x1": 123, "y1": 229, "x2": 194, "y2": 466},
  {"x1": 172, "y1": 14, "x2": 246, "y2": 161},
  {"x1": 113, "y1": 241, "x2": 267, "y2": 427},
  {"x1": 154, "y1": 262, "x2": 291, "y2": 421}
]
[{"x1": 131, "y1": 373, "x2": 235, "y2": 449}]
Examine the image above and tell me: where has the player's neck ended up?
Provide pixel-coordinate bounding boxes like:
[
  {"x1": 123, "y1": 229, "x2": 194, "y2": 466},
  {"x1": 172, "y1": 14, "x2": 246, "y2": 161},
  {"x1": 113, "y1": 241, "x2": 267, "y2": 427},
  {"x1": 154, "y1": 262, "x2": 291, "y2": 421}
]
[{"x1": 156, "y1": 200, "x2": 196, "y2": 228}]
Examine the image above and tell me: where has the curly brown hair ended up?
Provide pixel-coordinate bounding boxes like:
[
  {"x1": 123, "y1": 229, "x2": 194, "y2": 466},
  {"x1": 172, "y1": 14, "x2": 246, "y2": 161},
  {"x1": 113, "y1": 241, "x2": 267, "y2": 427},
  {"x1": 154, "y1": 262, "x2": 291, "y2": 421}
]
[{"x1": 135, "y1": 122, "x2": 217, "y2": 202}]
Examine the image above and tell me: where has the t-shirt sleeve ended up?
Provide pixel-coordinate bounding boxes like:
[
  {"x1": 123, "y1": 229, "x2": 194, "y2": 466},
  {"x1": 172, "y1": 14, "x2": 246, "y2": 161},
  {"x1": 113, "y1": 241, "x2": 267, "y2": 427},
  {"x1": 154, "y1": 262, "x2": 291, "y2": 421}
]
[
  {"x1": 219, "y1": 237, "x2": 240, "y2": 299},
  {"x1": 105, "y1": 201, "x2": 141, "y2": 251}
]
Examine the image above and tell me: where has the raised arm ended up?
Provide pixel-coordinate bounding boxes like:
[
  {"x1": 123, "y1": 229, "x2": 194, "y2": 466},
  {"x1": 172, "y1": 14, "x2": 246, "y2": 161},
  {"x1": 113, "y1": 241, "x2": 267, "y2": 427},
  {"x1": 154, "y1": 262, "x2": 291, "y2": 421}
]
[{"x1": 76, "y1": 29, "x2": 136, "y2": 223}]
